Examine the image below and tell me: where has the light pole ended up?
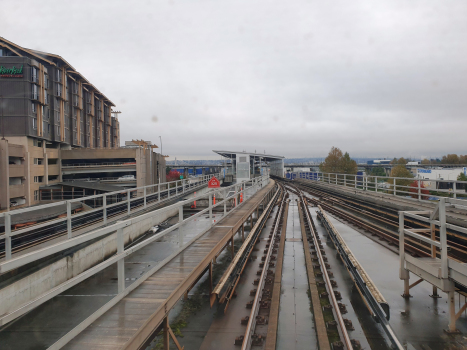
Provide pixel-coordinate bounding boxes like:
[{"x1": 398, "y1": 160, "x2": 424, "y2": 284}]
[{"x1": 159, "y1": 136, "x2": 162, "y2": 157}]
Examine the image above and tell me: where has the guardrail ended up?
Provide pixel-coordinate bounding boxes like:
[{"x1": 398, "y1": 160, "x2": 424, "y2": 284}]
[
  {"x1": 0, "y1": 174, "x2": 221, "y2": 260},
  {"x1": 0, "y1": 175, "x2": 270, "y2": 349},
  {"x1": 291, "y1": 171, "x2": 467, "y2": 201},
  {"x1": 399, "y1": 198, "x2": 467, "y2": 333}
]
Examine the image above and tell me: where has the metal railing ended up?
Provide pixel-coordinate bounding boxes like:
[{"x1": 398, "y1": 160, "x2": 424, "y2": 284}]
[
  {"x1": 292, "y1": 171, "x2": 467, "y2": 201},
  {"x1": 0, "y1": 175, "x2": 270, "y2": 349},
  {"x1": 399, "y1": 198, "x2": 467, "y2": 332},
  {"x1": 0, "y1": 174, "x2": 221, "y2": 260}
]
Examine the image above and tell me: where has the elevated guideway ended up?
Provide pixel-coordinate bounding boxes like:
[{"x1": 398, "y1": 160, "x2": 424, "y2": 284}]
[{"x1": 0, "y1": 175, "x2": 275, "y2": 350}]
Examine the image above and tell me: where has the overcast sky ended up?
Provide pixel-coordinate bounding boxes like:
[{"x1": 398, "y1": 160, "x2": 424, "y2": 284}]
[{"x1": 3, "y1": 1, "x2": 466, "y2": 160}]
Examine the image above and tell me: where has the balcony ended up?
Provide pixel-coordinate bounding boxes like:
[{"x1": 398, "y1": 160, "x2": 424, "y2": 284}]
[
  {"x1": 10, "y1": 184, "x2": 25, "y2": 198},
  {"x1": 9, "y1": 164, "x2": 25, "y2": 178},
  {"x1": 48, "y1": 164, "x2": 60, "y2": 175}
]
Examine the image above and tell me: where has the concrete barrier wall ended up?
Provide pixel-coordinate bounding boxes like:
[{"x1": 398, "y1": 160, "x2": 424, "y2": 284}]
[{"x1": 0, "y1": 206, "x2": 178, "y2": 317}]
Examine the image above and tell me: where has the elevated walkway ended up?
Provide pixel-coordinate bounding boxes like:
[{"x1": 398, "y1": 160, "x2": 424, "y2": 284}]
[{"x1": 61, "y1": 180, "x2": 276, "y2": 349}]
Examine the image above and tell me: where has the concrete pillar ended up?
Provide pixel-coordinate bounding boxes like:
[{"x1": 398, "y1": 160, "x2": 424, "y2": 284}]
[
  {"x1": 0, "y1": 139, "x2": 10, "y2": 210},
  {"x1": 448, "y1": 290, "x2": 457, "y2": 332}
]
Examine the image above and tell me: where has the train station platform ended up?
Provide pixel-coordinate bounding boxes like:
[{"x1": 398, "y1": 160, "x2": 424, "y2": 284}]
[{"x1": 61, "y1": 179, "x2": 276, "y2": 349}]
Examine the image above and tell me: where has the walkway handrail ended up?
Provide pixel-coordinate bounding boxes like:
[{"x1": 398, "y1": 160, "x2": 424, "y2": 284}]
[
  {"x1": 0, "y1": 174, "x2": 221, "y2": 260},
  {"x1": 290, "y1": 171, "x2": 467, "y2": 201},
  {"x1": 0, "y1": 175, "x2": 271, "y2": 331}
]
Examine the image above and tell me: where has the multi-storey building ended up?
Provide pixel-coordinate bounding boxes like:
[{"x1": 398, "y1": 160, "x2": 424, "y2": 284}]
[{"x1": 0, "y1": 37, "x2": 161, "y2": 210}]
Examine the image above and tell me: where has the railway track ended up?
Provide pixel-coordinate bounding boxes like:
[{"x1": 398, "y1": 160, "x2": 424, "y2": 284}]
[
  {"x1": 228, "y1": 182, "x2": 397, "y2": 349},
  {"x1": 0, "y1": 183, "x2": 194, "y2": 260},
  {"x1": 292, "y1": 180, "x2": 467, "y2": 263}
]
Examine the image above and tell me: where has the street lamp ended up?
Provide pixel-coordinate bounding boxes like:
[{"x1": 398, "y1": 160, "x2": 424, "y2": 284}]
[{"x1": 159, "y1": 136, "x2": 162, "y2": 157}]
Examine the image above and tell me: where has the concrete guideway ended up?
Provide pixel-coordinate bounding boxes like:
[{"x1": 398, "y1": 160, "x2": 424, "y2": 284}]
[
  {"x1": 58, "y1": 179, "x2": 276, "y2": 349},
  {"x1": 0, "y1": 178, "x2": 212, "y2": 323}
]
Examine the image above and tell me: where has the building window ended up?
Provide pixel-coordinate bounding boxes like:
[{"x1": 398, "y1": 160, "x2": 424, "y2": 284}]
[
  {"x1": 44, "y1": 74, "x2": 48, "y2": 89},
  {"x1": 32, "y1": 103, "x2": 36, "y2": 113},
  {"x1": 34, "y1": 176, "x2": 43, "y2": 183},
  {"x1": 34, "y1": 190, "x2": 39, "y2": 201},
  {"x1": 33, "y1": 118, "x2": 37, "y2": 130},
  {"x1": 57, "y1": 69, "x2": 61, "y2": 81},
  {"x1": 44, "y1": 90, "x2": 48, "y2": 104},
  {"x1": 31, "y1": 67, "x2": 38, "y2": 83},
  {"x1": 48, "y1": 124, "x2": 50, "y2": 134},
  {"x1": 32, "y1": 84, "x2": 38, "y2": 100},
  {"x1": 34, "y1": 158, "x2": 43, "y2": 165},
  {"x1": 56, "y1": 126, "x2": 60, "y2": 136}
]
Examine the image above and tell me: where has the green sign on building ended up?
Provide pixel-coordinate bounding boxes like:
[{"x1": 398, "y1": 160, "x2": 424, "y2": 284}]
[{"x1": 0, "y1": 65, "x2": 23, "y2": 77}]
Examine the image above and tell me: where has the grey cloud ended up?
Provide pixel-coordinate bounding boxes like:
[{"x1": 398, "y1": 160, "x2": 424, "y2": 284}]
[{"x1": 3, "y1": 0, "x2": 467, "y2": 159}]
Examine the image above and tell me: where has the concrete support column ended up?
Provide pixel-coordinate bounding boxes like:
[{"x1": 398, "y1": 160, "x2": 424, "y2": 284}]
[{"x1": 448, "y1": 290, "x2": 457, "y2": 332}]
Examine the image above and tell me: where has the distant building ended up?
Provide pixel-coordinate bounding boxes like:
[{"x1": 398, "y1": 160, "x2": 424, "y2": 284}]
[{"x1": 0, "y1": 37, "x2": 165, "y2": 210}]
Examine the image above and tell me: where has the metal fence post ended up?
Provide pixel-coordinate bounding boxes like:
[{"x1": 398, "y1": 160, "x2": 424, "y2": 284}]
[
  {"x1": 453, "y1": 182, "x2": 457, "y2": 199},
  {"x1": 176, "y1": 181, "x2": 178, "y2": 196},
  {"x1": 375, "y1": 176, "x2": 378, "y2": 193},
  {"x1": 67, "y1": 201, "x2": 72, "y2": 239},
  {"x1": 103, "y1": 194, "x2": 107, "y2": 224},
  {"x1": 5, "y1": 213, "x2": 11, "y2": 260},
  {"x1": 399, "y1": 211, "x2": 409, "y2": 296},
  {"x1": 418, "y1": 180, "x2": 421, "y2": 200},
  {"x1": 344, "y1": 174, "x2": 346, "y2": 187},
  {"x1": 168, "y1": 183, "x2": 170, "y2": 199},
  {"x1": 209, "y1": 193, "x2": 213, "y2": 225},
  {"x1": 335, "y1": 173, "x2": 337, "y2": 185},
  {"x1": 224, "y1": 188, "x2": 227, "y2": 215},
  {"x1": 394, "y1": 178, "x2": 396, "y2": 196},
  {"x1": 179, "y1": 206, "x2": 183, "y2": 247},
  {"x1": 144, "y1": 187, "x2": 147, "y2": 209},
  {"x1": 117, "y1": 227, "x2": 125, "y2": 294},
  {"x1": 127, "y1": 190, "x2": 131, "y2": 214},
  {"x1": 158, "y1": 184, "x2": 161, "y2": 202},
  {"x1": 183, "y1": 179, "x2": 185, "y2": 194},
  {"x1": 439, "y1": 198, "x2": 448, "y2": 278}
]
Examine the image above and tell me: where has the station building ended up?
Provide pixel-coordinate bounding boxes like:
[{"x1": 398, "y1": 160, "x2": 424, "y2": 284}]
[
  {"x1": 0, "y1": 37, "x2": 165, "y2": 209},
  {"x1": 213, "y1": 150, "x2": 284, "y2": 183}
]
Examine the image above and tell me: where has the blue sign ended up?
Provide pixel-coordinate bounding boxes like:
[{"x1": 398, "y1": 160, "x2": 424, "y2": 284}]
[{"x1": 419, "y1": 169, "x2": 432, "y2": 174}]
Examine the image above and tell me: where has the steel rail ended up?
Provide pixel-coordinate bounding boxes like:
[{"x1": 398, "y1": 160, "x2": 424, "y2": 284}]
[
  {"x1": 241, "y1": 187, "x2": 285, "y2": 350},
  {"x1": 296, "y1": 187, "x2": 354, "y2": 350},
  {"x1": 212, "y1": 184, "x2": 282, "y2": 309},
  {"x1": 317, "y1": 207, "x2": 404, "y2": 350}
]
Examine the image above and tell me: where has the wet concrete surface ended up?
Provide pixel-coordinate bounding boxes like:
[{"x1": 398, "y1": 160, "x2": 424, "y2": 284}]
[
  {"x1": 0, "y1": 211, "x2": 224, "y2": 350},
  {"x1": 276, "y1": 196, "x2": 317, "y2": 349},
  {"x1": 323, "y1": 210, "x2": 467, "y2": 350}
]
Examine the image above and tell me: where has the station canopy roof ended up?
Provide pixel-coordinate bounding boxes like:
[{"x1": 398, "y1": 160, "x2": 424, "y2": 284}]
[{"x1": 213, "y1": 150, "x2": 284, "y2": 162}]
